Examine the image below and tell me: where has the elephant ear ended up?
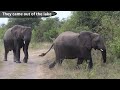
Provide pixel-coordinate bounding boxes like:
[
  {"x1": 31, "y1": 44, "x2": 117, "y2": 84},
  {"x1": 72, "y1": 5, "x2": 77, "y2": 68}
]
[
  {"x1": 78, "y1": 32, "x2": 92, "y2": 50},
  {"x1": 11, "y1": 25, "x2": 26, "y2": 39},
  {"x1": 91, "y1": 33, "x2": 99, "y2": 50}
]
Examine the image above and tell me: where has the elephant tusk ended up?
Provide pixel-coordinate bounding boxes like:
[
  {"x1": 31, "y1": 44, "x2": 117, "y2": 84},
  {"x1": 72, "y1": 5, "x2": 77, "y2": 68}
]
[
  {"x1": 24, "y1": 41, "x2": 25, "y2": 44},
  {"x1": 100, "y1": 49, "x2": 103, "y2": 52}
]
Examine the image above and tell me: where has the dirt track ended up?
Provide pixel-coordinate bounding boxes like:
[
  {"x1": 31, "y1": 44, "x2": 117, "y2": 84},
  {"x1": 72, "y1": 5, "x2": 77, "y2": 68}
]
[{"x1": 0, "y1": 49, "x2": 55, "y2": 79}]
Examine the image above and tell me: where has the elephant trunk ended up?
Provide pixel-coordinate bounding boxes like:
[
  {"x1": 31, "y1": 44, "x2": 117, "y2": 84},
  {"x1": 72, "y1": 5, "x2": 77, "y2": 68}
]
[{"x1": 100, "y1": 49, "x2": 106, "y2": 63}]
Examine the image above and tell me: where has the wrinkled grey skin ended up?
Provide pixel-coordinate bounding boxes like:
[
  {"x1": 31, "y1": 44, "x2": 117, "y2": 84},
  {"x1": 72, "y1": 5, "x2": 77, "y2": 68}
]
[
  {"x1": 3, "y1": 25, "x2": 32, "y2": 63},
  {"x1": 39, "y1": 31, "x2": 106, "y2": 69}
]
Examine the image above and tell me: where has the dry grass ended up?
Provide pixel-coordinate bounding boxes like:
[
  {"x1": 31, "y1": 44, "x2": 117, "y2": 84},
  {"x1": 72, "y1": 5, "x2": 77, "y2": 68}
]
[{"x1": 29, "y1": 42, "x2": 52, "y2": 50}]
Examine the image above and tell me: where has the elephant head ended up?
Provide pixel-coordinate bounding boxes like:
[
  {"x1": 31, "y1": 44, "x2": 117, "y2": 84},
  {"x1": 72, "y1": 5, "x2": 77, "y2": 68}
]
[
  {"x1": 91, "y1": 32, "x2": 106, "y2": 63},
  {"x1": 11, "y1": 25, "x2": 32, "y2": 42},
  {"x1": 78, "y1": 31, "x2": 106, "y2": 63}
]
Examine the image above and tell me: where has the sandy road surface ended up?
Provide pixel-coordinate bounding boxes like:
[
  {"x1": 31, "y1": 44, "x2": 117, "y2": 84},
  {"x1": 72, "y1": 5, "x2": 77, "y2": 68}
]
[{"x1": 0, "y1": 49, "x2": 55, "y2": 79}]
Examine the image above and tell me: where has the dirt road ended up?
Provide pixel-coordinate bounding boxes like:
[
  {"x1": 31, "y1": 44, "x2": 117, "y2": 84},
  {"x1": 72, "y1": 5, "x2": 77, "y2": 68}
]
[{"x1": 0, "y1": 49, "x2": 55, "y2": 79}]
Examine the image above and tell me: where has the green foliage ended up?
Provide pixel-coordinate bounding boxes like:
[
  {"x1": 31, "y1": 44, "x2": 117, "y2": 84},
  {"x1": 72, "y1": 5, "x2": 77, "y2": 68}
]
[
  {"x1": 109, "y1": 37, "x2": 120, "y2": 58},
  {"x1": 32, "y1": 17, "x2": 62, "y2": 42},
  {"x1": 31, "y1": 29, "x2": 44, "y2": 42},
  {"x1": 7, "y1": 18, "x2": 42, "y2": 29},
  {"x1": 0, "y1": 27, "x2": 6, "y2": 39},
  {"x1": 43, "y1": 29, "x2": 58, "y2": 41}
]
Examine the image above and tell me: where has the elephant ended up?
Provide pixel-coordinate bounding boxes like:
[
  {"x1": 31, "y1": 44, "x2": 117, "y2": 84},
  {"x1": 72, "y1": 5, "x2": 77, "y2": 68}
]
[
  {"x1": 3, "y1": 25, "x2": 32, "y2": 63},
  {"x1": 39, "y1": 31, "x2": 106, "y2": 69}
]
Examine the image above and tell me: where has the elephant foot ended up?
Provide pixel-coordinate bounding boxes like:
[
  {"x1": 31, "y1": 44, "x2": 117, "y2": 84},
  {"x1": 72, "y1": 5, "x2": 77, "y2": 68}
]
[
  {"x1": 23, "y1": 61, "x2": 27, "y2": 63},
  {"x1": 49, "y1": 64, "x2": 54, "y2": 69},
  {"x1": 88, "y1": 65, "x2": 93, "y2": 70},
  {"x1": 4, "y1": 59, "x2": 7, "y2": 61},
  {"x1": 23, "y1": 59, "x2": 28, "y2": 63},
  {"x1": 15, "y1": 61, "x2": 21, "y2": 63},
  {"x1": 75, "y1": 65, "x2": 80, "y2": 70},
  {"x1": 49, "y1": 62, "x2": 56, "y2": 69},
  {"x1": 23, "y1": 58, "x2": 28, "y2": 63}
]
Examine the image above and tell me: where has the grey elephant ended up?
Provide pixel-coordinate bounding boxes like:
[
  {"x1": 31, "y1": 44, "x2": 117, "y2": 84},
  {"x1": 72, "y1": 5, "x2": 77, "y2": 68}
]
[
  {"x1": 3, "y1": 25, "x2": 32, "y2": 63},
  {"x1": 39, "y1": 31, "x2": 106, "y2": 69}
]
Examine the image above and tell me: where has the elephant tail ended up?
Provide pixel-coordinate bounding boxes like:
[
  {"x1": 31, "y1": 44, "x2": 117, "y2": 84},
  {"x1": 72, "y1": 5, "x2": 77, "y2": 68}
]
[{"x1": 39, "y1": 44, "x2": 54, "y2": 57}]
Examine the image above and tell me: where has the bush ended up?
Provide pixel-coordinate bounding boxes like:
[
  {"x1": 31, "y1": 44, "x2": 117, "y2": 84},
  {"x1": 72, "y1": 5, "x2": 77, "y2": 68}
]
[
  {"x1": 32, "y1": 29, "x2": 44, "y2": 42},
  {"x1": 43, "y1": 29, "x2": 58, "y2": 42},
  {"x1": 109, "y1": 37, "x2": 120, "y2": 58},
  {"x1": 0, "y1": 28, "x2": 6, "y2": 39},
  {"x1": 31, "y1": 17, "x2": 63, "y2": 42}
]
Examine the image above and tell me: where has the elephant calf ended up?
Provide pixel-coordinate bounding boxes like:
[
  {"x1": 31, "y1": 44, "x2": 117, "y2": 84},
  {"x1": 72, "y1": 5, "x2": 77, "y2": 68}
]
[
  {"x1": 3, "y1": 25, "x2": 32, "y2": 63},
  {"x1": 39, "y1": 31, "x2": 106, "y2": 69}
]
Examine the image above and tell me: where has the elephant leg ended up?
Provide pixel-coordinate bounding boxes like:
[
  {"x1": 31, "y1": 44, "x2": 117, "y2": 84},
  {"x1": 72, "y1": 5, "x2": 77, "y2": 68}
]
[
  {"x1": 49, "y1": 56, "x2": 61, "y2": 69},
  {"x1": 15, "y1": 44, "x2": 21, "y2": 63},
  {"x1": 58, "y1": 59, "x2": 64, "y2": 66},
  {"x1": 49, "y1": 48, "x2": 62, "y2": 69},
  {"x1": 13, "y1": 49, "x2": 16, "y2": 62},
  {"x1": 87, "y1": 55, "x2": 93, "y2": 69},
  {"x1": 14, "y1": 40, "x2": 21, "y2": 63},
  {"x1": 49, "y1": 58, "x2": 64, "y2": 69},
  {"x1": 77, "y1": 59, "x2": 84, "y2": 65},
  {"x1": 76, "y1": 58, "x2": 83, "y2": 69},
  {"x1": 4, "y1": 49, "x2": 9, "y2": 61},
  {"x1": 23, "y1": 41, "x2": 29, "y2": 63}
]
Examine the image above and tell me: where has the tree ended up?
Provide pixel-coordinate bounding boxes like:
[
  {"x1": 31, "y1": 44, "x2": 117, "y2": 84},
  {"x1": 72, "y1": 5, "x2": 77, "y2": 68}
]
[
  {"x1": 6, "y1": 18, "x2": 42, "y2": 29},
  {"x1": 32, "y1": 17, "x2": 63, "y2": 42}
]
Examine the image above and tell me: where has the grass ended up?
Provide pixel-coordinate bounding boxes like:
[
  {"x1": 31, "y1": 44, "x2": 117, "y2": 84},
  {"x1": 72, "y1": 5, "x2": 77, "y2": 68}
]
[
  {"x1": 0, "y1": 39, "x2": 4, "y2": 50},
  {"x1": 29, "y1": 42, "x2": 52, "y2": 50},
  {"x1": 0, "y1": 39, "x2": 4, "y2": 62}
]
